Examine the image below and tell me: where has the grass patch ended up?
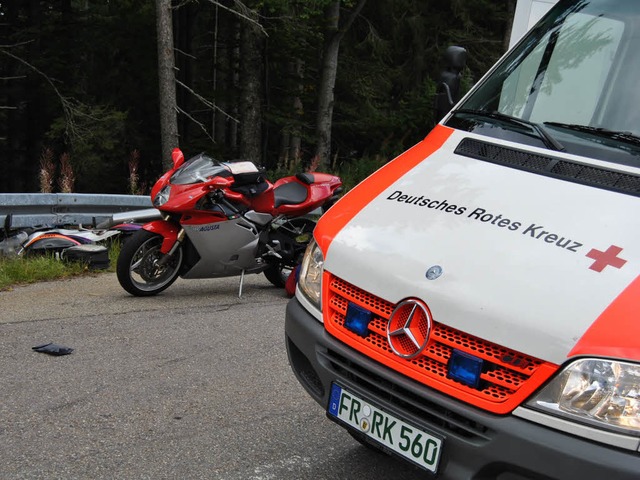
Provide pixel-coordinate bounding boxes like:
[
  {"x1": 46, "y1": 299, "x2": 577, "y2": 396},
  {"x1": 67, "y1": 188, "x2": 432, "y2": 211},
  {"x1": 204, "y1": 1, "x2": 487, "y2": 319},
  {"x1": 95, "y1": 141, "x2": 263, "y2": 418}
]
[{"x1": 0, "y1": 242, "x2": 119, "y2": 291}]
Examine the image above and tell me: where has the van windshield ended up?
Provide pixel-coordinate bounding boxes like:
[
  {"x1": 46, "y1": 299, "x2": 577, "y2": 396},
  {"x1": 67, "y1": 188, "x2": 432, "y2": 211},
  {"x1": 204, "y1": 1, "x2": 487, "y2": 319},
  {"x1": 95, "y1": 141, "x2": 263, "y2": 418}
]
[{"x1": 447, "y1": 0, "x2": 640, "y2": 168}]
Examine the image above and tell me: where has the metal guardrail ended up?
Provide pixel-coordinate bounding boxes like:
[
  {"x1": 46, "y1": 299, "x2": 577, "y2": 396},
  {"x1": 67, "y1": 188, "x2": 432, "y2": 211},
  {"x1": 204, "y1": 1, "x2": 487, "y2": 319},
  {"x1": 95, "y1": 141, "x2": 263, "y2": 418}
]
[{"x1": 0, "y1": 193, "x2": 155, "y2": 230}]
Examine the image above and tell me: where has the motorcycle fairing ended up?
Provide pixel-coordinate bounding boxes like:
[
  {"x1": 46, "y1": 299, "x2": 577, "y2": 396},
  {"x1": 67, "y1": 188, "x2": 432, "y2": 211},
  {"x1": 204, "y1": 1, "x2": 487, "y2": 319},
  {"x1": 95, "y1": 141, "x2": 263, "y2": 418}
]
[
  {"x1": 180, "y1": 216, "x2": 265, "y2": 279},
  {"x1": 143, "y1": 220, "x2": 180, "y2": 254},
  {"x1": 23, "y1": 233, "x2": 81, "y2": 254}
]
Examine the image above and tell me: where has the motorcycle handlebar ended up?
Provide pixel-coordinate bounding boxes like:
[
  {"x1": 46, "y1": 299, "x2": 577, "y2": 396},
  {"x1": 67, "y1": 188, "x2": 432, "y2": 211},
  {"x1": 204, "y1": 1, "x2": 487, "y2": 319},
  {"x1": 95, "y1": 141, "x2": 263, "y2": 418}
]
[{"x1": 210, "y1": 189, "x2": 242, "y2": 216}]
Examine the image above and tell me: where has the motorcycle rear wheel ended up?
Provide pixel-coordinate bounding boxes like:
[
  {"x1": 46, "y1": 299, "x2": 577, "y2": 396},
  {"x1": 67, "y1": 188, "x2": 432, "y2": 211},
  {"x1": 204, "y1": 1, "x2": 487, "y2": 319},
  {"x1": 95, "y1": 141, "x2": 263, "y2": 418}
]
[
  {"x1": 116, "y1": 229, "x2": 183, "y2": 296},
  {"x1": 263, "y1": 217, "x2": 316, "y2": 288},
  {"x1": 263, "y1": 263, "x2": 293, "y2": 288}
]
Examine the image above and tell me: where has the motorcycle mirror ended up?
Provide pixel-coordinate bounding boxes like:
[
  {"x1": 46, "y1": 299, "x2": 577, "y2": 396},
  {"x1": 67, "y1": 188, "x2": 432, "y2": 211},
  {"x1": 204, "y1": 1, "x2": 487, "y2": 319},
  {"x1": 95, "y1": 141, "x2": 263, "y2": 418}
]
[
  {"x1": 211, "y1": 177, "x2": 232, "y2": 187},
  {"x1": 171, "y1": 148, "x2": 185, "y2": 169}
]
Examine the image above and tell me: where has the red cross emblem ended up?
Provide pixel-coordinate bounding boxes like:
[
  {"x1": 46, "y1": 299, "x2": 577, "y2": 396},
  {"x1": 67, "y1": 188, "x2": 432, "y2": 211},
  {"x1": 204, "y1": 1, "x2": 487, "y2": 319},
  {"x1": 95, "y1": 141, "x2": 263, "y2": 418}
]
[{"x1": 586, "y1": 245, "x2": 627, "y2": 272}]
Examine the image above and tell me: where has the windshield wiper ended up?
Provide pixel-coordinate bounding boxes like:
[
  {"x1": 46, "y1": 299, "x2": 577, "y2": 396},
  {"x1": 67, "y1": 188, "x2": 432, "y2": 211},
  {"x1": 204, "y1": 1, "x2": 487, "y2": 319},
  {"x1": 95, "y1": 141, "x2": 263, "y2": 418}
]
[
  {"x1": 453, "y1": 108, "x2": 565, "y2": 152},
  {"x1": 543, "y1": 122, "x2": 640, "y2": 147}
]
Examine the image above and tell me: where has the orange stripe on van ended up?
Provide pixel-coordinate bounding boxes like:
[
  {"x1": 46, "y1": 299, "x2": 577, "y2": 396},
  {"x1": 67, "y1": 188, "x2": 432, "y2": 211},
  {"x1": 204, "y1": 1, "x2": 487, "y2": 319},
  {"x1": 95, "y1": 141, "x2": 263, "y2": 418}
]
[
  {"x1": 569, "y1": 275, "x2": 640, "y2": 360},
  {"x1": 315, "y1": 125, "x2": 454, "y2": 255}
]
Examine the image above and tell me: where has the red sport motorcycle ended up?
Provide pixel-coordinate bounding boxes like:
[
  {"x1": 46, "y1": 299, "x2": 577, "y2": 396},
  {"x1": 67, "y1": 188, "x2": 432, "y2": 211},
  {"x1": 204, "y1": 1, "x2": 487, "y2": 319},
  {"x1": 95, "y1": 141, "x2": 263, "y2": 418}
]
[{"x1": 116, "y1": 148, "x2": 342, "y2": 296}]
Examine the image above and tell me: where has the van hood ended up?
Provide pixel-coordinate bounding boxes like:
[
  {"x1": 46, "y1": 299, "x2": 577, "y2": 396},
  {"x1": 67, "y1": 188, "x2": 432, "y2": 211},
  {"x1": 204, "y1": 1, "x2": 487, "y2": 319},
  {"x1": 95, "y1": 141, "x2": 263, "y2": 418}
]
[{"x1": 318, "y1": 127, "x2": 639, "y2": 364}]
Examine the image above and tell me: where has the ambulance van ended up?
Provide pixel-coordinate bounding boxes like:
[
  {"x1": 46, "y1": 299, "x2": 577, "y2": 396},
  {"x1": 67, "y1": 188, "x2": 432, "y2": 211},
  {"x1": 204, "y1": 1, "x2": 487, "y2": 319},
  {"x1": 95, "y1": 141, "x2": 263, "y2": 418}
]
[{"x1": 284, "y1": 0, "x2": 639, "y2": 478}]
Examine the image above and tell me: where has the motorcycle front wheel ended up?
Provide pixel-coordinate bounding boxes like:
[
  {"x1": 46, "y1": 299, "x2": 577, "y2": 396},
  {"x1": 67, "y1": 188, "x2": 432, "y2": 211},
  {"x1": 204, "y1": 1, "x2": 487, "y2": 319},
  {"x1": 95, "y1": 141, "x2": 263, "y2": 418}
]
[{"x1": 116, "y1": 229, "x2": 183, "y2": 296}]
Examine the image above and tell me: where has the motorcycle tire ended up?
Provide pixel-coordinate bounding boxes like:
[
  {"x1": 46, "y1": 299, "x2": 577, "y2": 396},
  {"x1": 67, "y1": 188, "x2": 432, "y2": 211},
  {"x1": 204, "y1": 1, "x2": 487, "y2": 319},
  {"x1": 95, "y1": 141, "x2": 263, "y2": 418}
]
[
  {"x1": 264, "y1": 263, "x2": 293, "y2": 288},
  {"x1": 263, "y1": 217, "x2": 316, "y2": 288},
  {"x1": 116, "y1": 229, "x2": 183, "y2": 296}
]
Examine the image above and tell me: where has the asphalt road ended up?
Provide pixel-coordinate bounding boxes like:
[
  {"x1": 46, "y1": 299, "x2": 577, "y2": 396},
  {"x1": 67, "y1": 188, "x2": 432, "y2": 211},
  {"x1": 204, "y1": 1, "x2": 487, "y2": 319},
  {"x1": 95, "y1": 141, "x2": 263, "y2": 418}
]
[{"x1": 0, "y1": 273, "x2": 425, "y2": 479}]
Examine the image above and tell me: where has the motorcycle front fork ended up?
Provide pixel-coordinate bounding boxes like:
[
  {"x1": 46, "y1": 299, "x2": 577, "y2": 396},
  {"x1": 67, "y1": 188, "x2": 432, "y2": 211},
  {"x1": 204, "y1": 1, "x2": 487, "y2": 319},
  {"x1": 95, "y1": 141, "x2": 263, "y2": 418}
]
[{"x1": 157, "y1": 228, "x2": 186, "y2": 267}]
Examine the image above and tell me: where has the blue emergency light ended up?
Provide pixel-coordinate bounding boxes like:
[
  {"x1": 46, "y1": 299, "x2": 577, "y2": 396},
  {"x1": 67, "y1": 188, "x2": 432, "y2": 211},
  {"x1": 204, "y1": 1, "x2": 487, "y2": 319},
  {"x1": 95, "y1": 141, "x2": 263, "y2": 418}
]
[
  {"x1": 447, "y1": 349, "x2": 484, "y2": 389},
  {"x1": 344, "y1": 302, "x2": 373, "y2": 338}
]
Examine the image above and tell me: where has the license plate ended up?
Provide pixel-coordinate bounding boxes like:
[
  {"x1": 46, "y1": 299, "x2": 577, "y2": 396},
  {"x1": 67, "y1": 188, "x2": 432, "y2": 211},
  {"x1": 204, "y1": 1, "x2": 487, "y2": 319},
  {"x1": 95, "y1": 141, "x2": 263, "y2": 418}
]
[{"x1": 327, "y1": 383, "x2": 442, "y2": 473}]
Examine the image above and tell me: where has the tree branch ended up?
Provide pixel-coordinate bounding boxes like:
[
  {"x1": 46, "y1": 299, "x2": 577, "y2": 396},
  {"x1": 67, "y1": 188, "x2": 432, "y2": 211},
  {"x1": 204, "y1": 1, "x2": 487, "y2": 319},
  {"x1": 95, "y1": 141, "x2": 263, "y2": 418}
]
[
  {"x1": 338, "y1": 0, "x2": 367, "y2": 41},
  {"x1": 0, "y1": 48, "x2": 106, "y2": 140},
  {"x1": 174, "y1": 47, "x2": 196, "y2": 60},
  {"x1": 0, "y1": 40, "x2": 35, "y2": 48},
  {"x1": 175, "y1": 105, "x2": 215, "y2": 143},
  {"x1": 203, "y1": 0, "x2": 268, "y2": 36},
  {"x1": 175, "y1": 78, "x2": 240, "y2": 124}
]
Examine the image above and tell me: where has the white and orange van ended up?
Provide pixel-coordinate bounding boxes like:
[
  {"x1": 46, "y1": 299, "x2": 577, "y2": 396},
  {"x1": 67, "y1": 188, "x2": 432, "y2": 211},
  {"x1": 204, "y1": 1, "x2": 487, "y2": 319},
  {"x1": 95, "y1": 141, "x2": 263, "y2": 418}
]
[{"x1": 284, "y1": 0, "x2": 639, "y2": 477}]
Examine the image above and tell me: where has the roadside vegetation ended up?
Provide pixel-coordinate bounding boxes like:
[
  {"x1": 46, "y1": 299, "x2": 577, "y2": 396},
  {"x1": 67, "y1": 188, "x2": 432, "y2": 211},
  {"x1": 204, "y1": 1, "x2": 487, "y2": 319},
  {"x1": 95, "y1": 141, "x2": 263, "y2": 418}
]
[{"x1": 0, "y1": 242, "x2": 120, "y2": 292}]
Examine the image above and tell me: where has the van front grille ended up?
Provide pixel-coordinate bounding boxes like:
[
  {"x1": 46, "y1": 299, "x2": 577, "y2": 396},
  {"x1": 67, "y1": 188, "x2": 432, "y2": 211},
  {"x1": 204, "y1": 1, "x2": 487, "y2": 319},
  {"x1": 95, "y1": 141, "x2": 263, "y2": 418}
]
[{"x1": 324, "y1": 274, "x2": 558, "y2": 414}]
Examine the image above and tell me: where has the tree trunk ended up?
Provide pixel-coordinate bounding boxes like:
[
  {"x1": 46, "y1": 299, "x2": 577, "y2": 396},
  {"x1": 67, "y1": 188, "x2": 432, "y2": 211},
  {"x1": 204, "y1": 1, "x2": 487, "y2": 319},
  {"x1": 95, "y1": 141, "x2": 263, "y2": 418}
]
[
  {"x1": 212, "y1": 9, "x2": 232, "y2": 149},
  {"x1": 13, "y1": 0, "x2": 42, "y2": 192},
  {"x1": 314, "y1": 0, "x2": 366, "y2": 170},
  {"x1": 503, "y1": 0, "x2": 517, "y2": 52},
  {"x1": 211, "y1": 4, "x2": 221, "y2": 143},
  {"x1": 239, "y1": 20, "x2": 263, "y2": 164},
  {"x1": 314, "y1": 1, "x2": 340, "y2": 170},
  {"x1": 156, "y1": 0, "x2": 179, "y2": 171},
  {"x1": 175, "y1": 3, "x2": 194, "y2": 146},
  {"x1": 229, "y1": 20, "x2": 241, "y2": 154},
  {"x1": 1, "y1": 2, "x2": 28, "y2": 192},
  {"x1": 279, "y1": 58, "x2": 304, "y2": 170}
]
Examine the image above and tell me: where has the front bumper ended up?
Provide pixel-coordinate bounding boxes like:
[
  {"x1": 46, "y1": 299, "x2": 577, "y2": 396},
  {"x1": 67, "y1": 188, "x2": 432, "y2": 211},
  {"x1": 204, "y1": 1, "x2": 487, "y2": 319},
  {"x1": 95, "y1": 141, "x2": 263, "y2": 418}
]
[{"x1": 285, "y1": 297, "x2": 640, "y2": 479}]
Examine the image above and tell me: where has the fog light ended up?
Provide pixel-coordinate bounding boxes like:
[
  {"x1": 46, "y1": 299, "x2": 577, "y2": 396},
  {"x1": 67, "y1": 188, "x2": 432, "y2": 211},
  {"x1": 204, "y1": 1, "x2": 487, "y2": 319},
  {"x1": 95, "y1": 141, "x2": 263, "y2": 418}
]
[
  {"x1": 448, "y1": 349, "x2": 484, "y2": 389},
  {"x1": 345, "y1": 303, "x2": 373, "y2": 338}
]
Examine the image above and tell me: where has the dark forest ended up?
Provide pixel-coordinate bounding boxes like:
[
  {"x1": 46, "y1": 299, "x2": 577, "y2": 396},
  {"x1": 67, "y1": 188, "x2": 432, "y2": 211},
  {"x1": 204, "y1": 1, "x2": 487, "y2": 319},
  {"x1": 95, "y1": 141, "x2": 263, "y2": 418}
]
[{"x1": 0, "y1": 1, "x2": 515, "y2": 194}]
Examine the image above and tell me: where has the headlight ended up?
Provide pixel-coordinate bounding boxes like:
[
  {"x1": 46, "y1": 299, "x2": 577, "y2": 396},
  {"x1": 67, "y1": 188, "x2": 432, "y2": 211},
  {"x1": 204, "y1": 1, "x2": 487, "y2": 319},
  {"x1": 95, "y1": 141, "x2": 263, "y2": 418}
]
[
  {"x1": 153, "y1": 185, "x2": 171, "y2": 207},
  {"x1": 297, "y1": 239, "x2": 324, "y2": 310},
  {"x1": 527, "y1": 359, "x2": 640, "y2": 435}
]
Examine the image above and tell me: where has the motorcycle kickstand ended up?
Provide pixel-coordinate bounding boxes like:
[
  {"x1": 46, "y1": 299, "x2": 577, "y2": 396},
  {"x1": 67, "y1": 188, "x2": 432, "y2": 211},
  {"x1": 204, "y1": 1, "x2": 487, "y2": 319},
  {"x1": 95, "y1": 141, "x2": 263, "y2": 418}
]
[{"x1": 238, "y1": 269, "x2": 245, "y2": 298}]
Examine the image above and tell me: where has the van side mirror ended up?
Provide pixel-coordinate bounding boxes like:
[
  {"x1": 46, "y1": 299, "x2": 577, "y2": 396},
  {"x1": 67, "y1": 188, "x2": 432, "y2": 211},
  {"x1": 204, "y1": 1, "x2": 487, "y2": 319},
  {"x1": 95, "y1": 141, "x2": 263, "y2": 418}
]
[{"x1": 435, "y1": 46, "x2": 467, "y2": 121}]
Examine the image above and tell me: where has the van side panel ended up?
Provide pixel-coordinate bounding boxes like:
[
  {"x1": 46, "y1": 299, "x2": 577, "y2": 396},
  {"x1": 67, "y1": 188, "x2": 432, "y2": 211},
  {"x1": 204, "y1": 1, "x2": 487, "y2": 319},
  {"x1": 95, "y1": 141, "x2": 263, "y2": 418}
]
[{"x1": 569, "y1": 274, "x2": 640, "y2": 359}]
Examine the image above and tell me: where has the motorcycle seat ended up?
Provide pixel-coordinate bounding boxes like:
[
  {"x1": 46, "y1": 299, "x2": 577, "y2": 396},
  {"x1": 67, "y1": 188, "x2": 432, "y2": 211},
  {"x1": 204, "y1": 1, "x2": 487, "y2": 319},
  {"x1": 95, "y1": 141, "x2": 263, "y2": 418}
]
[
  {"x1": 296, "y1": 172, "x2": 315, "y2": 185},
  {"x1": 273, "y1": 181, "x2": 308, "y2": 208}
]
